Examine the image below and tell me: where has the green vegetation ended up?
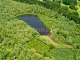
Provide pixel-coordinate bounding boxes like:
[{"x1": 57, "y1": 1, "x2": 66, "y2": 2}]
[
  {"x1": 0, "y1": 0, "x2": 80, "y2": 60},
  {"x1": 63, "y1": 0, "x2": 77, "y2": 5},
  {"x1": 15, "y1": 0, "x2": 80, "y2": 23},
  {"x1": 51, "y1": 20, "x2": 80, "y2": 48},
  {"x1": 69, "y1": 3, "x2": 77, "y2": 10}
]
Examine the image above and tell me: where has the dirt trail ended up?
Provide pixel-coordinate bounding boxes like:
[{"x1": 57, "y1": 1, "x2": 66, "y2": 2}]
[{"x1": 40, "y1": 35, "x2": 73, "y2": 48}]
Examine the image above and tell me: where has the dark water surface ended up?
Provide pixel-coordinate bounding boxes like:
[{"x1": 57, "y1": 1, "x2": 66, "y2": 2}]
[{"x1": 17, "y1": 14, "x2": 50, "y2": 35}]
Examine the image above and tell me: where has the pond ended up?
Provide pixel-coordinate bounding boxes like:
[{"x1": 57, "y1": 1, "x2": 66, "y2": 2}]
[{"x1": 17, "y1": 14, "x2": 50, "y2": 35}]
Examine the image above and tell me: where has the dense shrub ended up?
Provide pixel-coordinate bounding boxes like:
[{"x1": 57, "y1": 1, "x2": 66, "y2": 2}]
[
  {"x1": 48, "y1": 49, "x2": 74, "y2": 60},
  {"x1": 58, "y1": 6, "x2": 80, "y2": 23},
  {"x1": 69, "y1": 3, "x2": 78, "y2": 10},
  {"x1": 58, "y1": 6, "x2": 69, "y2": 16},
  {"x1": 54, "y1": 0, "x2": 62, "y2": 3},
  {"x1": 43, "y1": 0, "x2": 49, "y2": 2},
  {"x1": 50, "y1": 1, "x2": 61, "y2": 9},
  {"x1": 63, "y1": 0, "x2": 77, "y2": 5},
  {"x1": 51, "y1": 19, "x2": 80, "y2": 47},
  {"x1": 14, "y1": 0, "x2": 38, "y2": 4},
  {"x1": 67, "y1": 12, "x2": 80, "y2": 23}
]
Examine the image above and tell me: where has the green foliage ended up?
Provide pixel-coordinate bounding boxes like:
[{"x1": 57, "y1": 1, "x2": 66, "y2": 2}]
[
  {"x1": 48, "y1": 48, "x2": 74, "y2": 60},
  {"x1": 14, "y1": 0, "x2": 38, "y2": 4},
  {"x1": 50, "y1": 1, "x2": 61, "y2": 9},
  {"x1": 75, "y1": 49, "x2": 80, "y2": 60},
  {"x1": 14, "y1": 0, "x2": 80, "y2": 23},
  {"x1": 51, "y1": 20, "x2": 80, "y2": 48},
  {"x1": 63, "y1": 0, "x2": 77, "y2": 5},
  {"x1": 69, "y1": 3, "x2": 78, "y2": 10},
  {"x1": 58, "y1": 6, "x2": 69, "y2": 16},
  {"x1": 54, "y1": 0, "x2": 62, "y2": 3},
  {"x1": 58, "y1": 6, "x2": 80, "y2": 23},
  {"x1": 0, "y1": 20, "x2": 51, "y2": 60},
  {"x1": 43, "y1": 0, "x2": 49, "y2": 2},
  {"x1": 0, "y1": 0, "x2": 80, "y2": 60}
]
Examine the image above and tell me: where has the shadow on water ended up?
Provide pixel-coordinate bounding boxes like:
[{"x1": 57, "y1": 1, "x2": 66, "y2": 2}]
[{"x1": 17, "y1": 14, "x2": 50, "y2": 35}]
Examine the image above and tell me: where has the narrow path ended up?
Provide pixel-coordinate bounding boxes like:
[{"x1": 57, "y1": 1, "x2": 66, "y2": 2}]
[{"x1": 40, "y1": 35, "x2": 73, "y2": 48}]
